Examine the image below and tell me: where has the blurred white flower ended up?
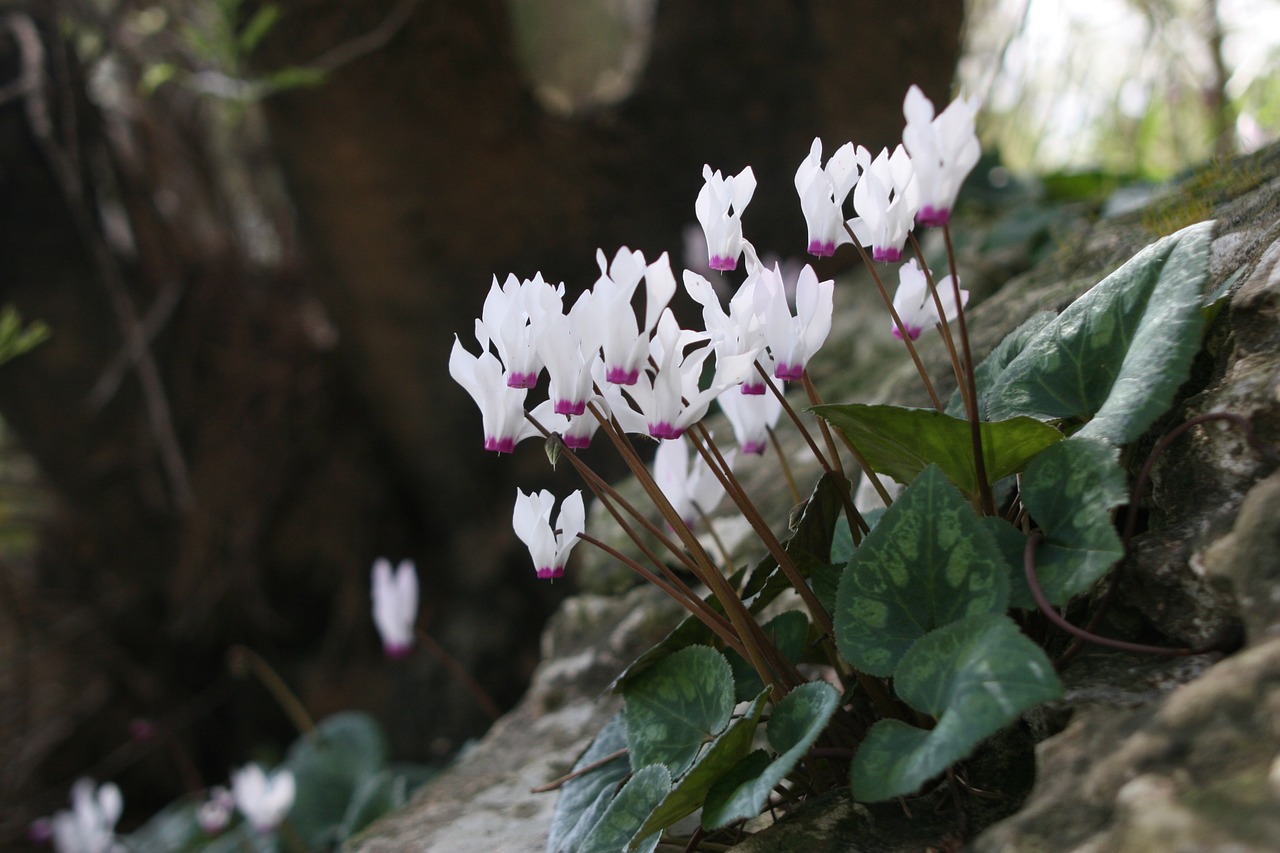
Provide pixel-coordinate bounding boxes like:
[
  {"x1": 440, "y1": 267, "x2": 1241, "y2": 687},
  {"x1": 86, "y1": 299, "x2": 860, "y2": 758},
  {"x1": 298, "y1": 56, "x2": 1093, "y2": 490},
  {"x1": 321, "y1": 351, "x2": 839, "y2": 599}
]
[
  {"x1": 49, "y1": 778, "x2": 122, "y2": 853},
  {"x1": 231, "y1": 764, "x2": 295, "y2": 834},
  {"x1": 371, "y1": 558, "x2": 419, "y2": 658}
]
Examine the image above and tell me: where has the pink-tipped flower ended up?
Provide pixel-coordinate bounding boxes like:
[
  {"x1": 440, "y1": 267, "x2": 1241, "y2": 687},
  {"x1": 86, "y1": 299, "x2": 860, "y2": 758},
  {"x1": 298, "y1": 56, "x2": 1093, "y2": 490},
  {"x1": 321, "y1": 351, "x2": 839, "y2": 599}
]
[
  {"x1": 529, "y1": 399, "x2": 603, "y2": 450},
  {"x1": 902, "y1": 84, "x2": 980, "y2": 227},
  {"x1": 48, "y1": 778, "x2": 122, "y2": 853},
  {"x1": 846, "y1": 145, "x2": 919, "y2": 263},
  {"x1": 371, "y1": 557, "x2": 418, "y2": 658},
  {"x1": 512, "y1": 489, "x2": 585, "y2": 579},
  {"x1": 683, "y1": 269, "x2": 767, "y2": 392},
  {"x1": 753, "y1": 261, "x2": 834, "y2": 382},
  {"x1": 449, "y1": 336, "x2": 537, "y2": 453},
  {"x1": 717, "y1": 386, "x2": 782, "y2": 454},
  {"x1": 695, "y1": 165, "x2": 756, "y2": 271},
  {"x1": 794, "y1": 138, "x2": 865, "y2": 257},
  {"x1": 889, "y1": 259, "x2": 968, "y2": 341},
  {"x1": 475, "y1": 272, "x2": 562, "y2": 388},
  {"x1": 590, "y1": 248, "x2": 676, "y2": 385},
  {"x1": 535, "y1": 289, "x2": 600, "y2": 416},
  {"x1": 231, "y1": 764, "x2": 295, "y2": 834},
  {"x1": 610, "y1": 310, "x2": 723, "y2": 440},
  {"x1": 653, "y1": 434, "x2": 734, "y2": 528}
]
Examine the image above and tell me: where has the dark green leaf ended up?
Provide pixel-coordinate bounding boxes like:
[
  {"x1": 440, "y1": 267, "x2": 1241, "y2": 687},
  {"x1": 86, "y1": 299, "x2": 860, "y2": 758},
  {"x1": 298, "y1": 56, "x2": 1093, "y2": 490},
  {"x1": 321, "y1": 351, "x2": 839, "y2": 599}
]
[
  {"x1": 850, "y1": 614, "x2": 1061, "y2": 801},
  {"x1": 633, "y1": 691, "x2": 769, "y2": 839},
  {"x1": 284, "y1": 712, "x2": 388, "y2": 849},
  {"x1": 726, "y1": 611, "x2": 810, "y2": 702},
  {"x1": 577, "y1": 764, "x2": 671, "y2": 853},
  {"x1": 547, "y1": 712, "x2": 631, "y2": 853},
  {"x1": 1020, "y1": 436, "x2": 1126, "y2": 605},
  {"x1": 624, "y1": 646, "x2": 735, "y2": 777},
  {"x1": 702, "y1": 681, "x2": 840, "y2": 828},
  {"x1": 986, "y1": 220, "x2": 1213, "y2": 444},
  {"x1": 835, "y1": 466, "x2": 1009, "y2": 677},
  {"x1": 812, "y1": 404, "x2": 1063, "y2": 497},
  {"x1": 981, "y1": 516, "x2": 1037, "y2": 611}
]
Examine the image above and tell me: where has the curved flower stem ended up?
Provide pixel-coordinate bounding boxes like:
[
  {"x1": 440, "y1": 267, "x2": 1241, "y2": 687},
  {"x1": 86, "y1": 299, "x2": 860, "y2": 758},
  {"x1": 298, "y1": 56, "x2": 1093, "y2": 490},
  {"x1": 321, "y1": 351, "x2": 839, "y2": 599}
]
[
  {"x1": 756, "y1": 364, "x2": 868, "y2": 538},
  {"x1": 907, "y1": 231, "x2": 968, "y2": 409},
  {"x1": 1057, "y1": 411, "x2": 1278, "y2": 667},
  {"x1": 579, "y1": 530, "x2": 747, "y2": 659},
  {"x1": 801, "y1": 370, "x2": 888, "y2": 519},
  {"x1": 524, "y1": 413, "x2": 732, "y2": 637},
  {"x1": 413, "y1": 625, "x2": 503, "y2": 721},
  {"x1": 227, "y1": 645, "x2": 315, "y2": 735},
  {"x1": 689, "y1": 425, "x2": 834, "y2": 638},
  {"x1": 586, "y1": 403, "x2": 794, "y2": 697},
  {"x1": 942, "y1": 223, "x2": 995, "y2": 515},
  {"x1": 1022, "y1": 532, "x2": 1216, "y2": 662},
  {"x1": 766, "y1": 425, "x2": 803, "y2": 504},
  {"x1": 845, "y1": 225, "x2": 943, "y2": 410}
]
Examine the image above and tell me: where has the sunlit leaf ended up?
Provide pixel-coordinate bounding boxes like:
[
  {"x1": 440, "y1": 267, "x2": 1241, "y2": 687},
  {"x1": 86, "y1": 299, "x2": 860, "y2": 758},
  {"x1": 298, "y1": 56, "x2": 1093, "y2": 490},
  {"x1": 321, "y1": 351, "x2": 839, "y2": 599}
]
[
  {"x1": 813, "y1": 404, "x2": 1063, "y2": 497},
  {"x1": 986, "y1": 220, "x2": 1213, "y2": 444}
]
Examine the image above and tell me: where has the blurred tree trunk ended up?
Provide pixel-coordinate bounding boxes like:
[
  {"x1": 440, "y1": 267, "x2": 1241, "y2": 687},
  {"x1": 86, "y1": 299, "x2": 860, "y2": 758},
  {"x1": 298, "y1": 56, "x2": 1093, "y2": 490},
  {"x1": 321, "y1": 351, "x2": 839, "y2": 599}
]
[{"x1": 0, "y1": 0, "x2": 963, "y2": 834}]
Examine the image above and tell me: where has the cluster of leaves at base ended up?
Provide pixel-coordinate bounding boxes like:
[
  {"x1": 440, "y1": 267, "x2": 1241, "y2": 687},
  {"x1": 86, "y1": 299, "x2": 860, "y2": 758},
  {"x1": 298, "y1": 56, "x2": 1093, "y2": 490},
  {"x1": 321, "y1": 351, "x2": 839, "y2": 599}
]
[
  {"x1": 124, "y1": 713, "x2": 438, "y2": 853},
  {"x1": 548, "y1": 220, "x2": 1215, "y2": 847}
]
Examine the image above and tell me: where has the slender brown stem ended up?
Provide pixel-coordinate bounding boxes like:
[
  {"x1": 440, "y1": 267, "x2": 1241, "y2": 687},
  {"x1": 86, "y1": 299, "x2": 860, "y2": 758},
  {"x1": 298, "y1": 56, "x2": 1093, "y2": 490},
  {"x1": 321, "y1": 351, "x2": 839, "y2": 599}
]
[
  {"x1": 586, "y1": 403, "x2": 789, "y2": 697},
  {"x1": 1022, "y1": 533, "x2": 1214, "y2": 661},
  {"x1": 907, "y1": 231, "x2": 968, "y2": 410},
  {"x1": 942, "y1": 223, "x2": 995, "y2": 515},
  {"x1": 689, "y1": 425, "x2": 834, "y2": 638},
  {"x1": 845, "y1": 226, "x2": 943, "y2": 410},
  {"x1": 801, "y1": 371, "x2": 884, "y2": 522},
  {"x1": 529, "y1": 748, "x2": 629, "y2": 793},
  {"x1": 227, "y1": 645, "x2": 315, "y2": 735},
  {"x1": 524, "y1": 412, "x2": 736, "y2": 639},
  {"x1": 766, "y1": 425, "x2": 803, "y2": 504},
  {"x1": 414, "y1": 626, "x2": 503, "y2": 721}
]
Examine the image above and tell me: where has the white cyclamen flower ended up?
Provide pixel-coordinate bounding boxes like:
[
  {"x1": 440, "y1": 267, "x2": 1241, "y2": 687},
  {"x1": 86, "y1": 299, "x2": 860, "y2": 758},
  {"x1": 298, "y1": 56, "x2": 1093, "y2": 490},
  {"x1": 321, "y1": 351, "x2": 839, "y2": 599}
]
[
  {"x1": 474, "y1": 272, "x2": 562, "y2": 388},
  {"x1": 231, "y1": 764, "x2": 295, "y2": 833},
  {"x1": 197, "y1": 787, "x2": 235, "y2": 836},
  {"x1": 653, "y1": 434, "x2": 735, "y2": 528},
  {"x1": 512, "y1": 489, "x2": 585, "y2": 579},
  {"x1": 889, "y1": 259, "x2": 969, "y2": 341},
  {"x1": 50, "y1": 778, "x2": 122, "y2": 853},
  {"x1": 717, "y1": 387, "x2": 782, "y2": 454},
  {"x1": 449, "y1": 336, "x2": 536, "y2": 453},
  {"x1": 794, "y1": 138, "x2": 865, "y2": 257},
  {"x1": 371, "y1": 557, "x2": 419, "y2": 658},
  {"x1": 590, "y1": 248, "x2": 676, "y2": 385},
  {"x1": 846, "y1": 144, "x2": 919, "y2": 263},
  {"x1": 695, "y1": 164, "x2": 756, "y2": 271},
  {"x1": 753, "y1": 262, "x2": 835, "y2": 382},
  {"x1": 902, "y1": 84, "x2": 981, "y2": 227}
]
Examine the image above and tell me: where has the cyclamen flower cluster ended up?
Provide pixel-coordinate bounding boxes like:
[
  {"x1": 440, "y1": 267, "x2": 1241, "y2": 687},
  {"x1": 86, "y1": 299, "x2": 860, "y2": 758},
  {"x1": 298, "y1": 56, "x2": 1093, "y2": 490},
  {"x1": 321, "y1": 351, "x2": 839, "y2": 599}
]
[
  {"x1": 450, "y1": 85, "x2": 980, "y2": 581},
  {"x1": 797, "y1": 84, "x2": 981, "y2": 263}
]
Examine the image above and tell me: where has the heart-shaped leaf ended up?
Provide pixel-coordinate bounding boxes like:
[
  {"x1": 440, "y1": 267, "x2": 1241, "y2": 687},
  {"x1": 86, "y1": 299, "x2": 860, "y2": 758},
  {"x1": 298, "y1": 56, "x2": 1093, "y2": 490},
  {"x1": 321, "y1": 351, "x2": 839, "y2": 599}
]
[
  {"x1": 547, "y1": 712, "x2": 631, "y2": 853},
  {"x1": 577, "y1": 764, "x2": 672, "y2": 853},
  {"x1": 850, "y1": 614, "x2": 1061, "y2": 801},
  {"x1": 835, "y1": 465, "x2": 1008, "y2": 676},
  {"x1": 624, "y1": 645, "x2": 735, "y2": 777},
  {"x1": 1020, "y1": 436, "x2": 1127, "y2": 605},
  {"x1": 632, "y1": 690, "x2": 769, "y2": 839}
]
